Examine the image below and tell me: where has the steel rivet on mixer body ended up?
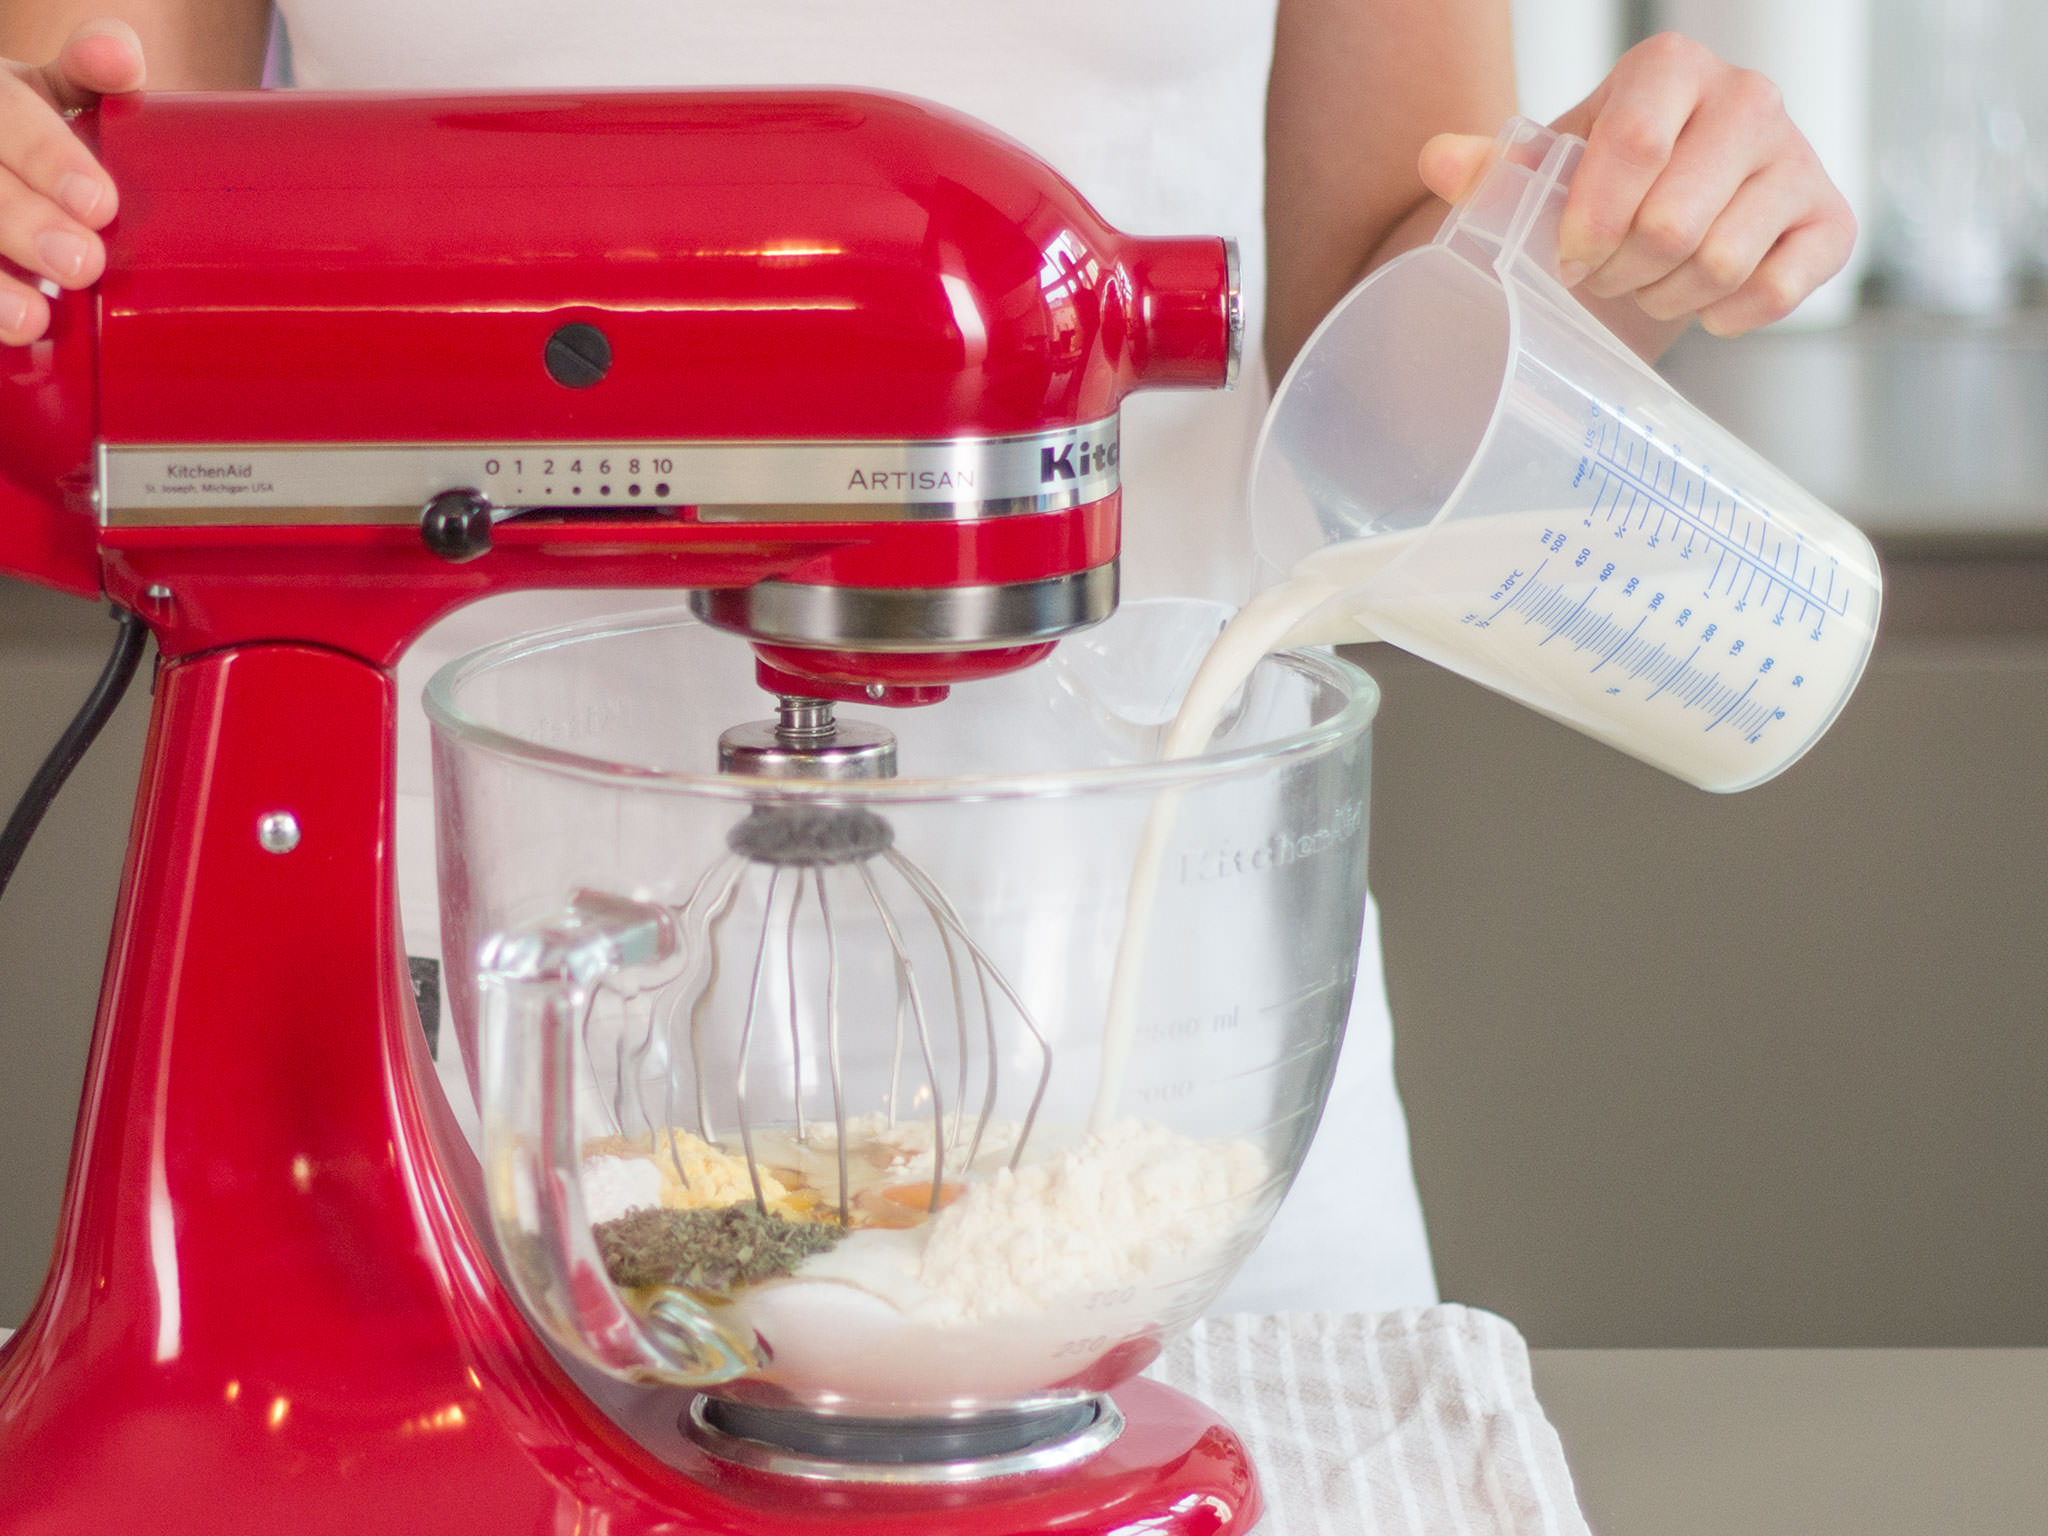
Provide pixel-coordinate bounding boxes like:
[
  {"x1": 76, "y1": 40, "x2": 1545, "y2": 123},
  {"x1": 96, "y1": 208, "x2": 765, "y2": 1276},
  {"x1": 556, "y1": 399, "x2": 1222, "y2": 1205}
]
[{"x1": 256, "y1": 812, "x2": 301, "y2": 854}]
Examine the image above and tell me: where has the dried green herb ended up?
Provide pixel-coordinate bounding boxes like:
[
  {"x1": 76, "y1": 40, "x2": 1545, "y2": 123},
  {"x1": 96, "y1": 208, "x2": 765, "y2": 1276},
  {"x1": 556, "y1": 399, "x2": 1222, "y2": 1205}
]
[{"x1": 596, "y1": 1204, "x2": 842, "y2": 1294}]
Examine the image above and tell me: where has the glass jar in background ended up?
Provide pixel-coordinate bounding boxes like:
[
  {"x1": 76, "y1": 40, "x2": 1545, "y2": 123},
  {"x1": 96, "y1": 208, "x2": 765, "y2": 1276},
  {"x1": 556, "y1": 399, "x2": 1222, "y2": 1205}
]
[
  {"x1": 1510, "y1": 0, "x2": 1625, "y2": 125},
  {"x1": 2018, "y1": 1, "x2": 2048, "y2": 281},
  {"x1": 1657, "y1": 0, "x2": 1872, "y2": 329},
  {"x1": 1872, "y1": 0, "x2": 2032, "y2": 315}
]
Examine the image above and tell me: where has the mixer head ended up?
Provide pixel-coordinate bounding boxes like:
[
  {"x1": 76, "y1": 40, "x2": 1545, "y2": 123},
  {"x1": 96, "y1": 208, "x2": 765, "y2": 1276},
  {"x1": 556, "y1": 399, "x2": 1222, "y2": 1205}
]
[{"x1": 0, "y1": 90, "x2": 1241, "y2": 697}]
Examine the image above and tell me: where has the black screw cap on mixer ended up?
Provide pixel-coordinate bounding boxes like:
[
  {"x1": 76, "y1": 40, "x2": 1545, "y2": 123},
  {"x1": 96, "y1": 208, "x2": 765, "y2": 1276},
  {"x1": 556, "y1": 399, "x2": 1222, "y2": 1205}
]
[
  {"x1": 545, "y1": 323, "x2": 612, "y2": 388},
  {"x1": 420, "y1": 489, "x2": 493, "y2": 562}
]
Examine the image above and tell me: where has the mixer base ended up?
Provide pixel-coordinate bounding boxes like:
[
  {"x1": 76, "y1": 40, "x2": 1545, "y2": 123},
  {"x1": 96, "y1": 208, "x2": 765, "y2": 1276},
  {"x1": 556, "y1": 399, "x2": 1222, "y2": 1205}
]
[
  {"x1": 665, "y1": 1377, "x2": 1260, "y2": 1532},
  {"x1": 684, "y1": 1393, "x2": 1125, "y2": 1482}
]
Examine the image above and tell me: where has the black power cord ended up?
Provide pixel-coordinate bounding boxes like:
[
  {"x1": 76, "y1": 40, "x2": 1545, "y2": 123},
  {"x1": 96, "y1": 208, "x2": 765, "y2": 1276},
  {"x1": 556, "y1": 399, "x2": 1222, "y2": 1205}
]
[{"x1": 0, "y1": 606, "x2": 150, "y2": 903}]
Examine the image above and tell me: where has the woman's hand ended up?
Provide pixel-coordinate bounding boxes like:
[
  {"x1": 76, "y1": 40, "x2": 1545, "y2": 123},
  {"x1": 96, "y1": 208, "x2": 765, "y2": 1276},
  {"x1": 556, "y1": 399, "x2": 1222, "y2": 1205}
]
[
  {"x1": 0, "y1": 18, "x2": 143, "y2": 345},
  {"x1": 1419, "y1": 31, "x2": 1856, "y2": 343}
]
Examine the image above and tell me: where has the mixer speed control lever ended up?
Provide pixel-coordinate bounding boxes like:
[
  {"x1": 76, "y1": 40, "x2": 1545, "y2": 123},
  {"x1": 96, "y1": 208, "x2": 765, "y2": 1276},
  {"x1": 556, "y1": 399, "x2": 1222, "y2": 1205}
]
[{"x1": 420, "y1": 489, "x2": 494, "y2": 562}]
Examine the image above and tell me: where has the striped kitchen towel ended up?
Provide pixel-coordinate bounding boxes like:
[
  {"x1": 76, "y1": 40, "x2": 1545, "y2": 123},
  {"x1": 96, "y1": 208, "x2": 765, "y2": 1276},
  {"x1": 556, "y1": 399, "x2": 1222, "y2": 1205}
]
[{"x1": 1147, "y1": 1306, "x2": 1590, "y2": 1536}]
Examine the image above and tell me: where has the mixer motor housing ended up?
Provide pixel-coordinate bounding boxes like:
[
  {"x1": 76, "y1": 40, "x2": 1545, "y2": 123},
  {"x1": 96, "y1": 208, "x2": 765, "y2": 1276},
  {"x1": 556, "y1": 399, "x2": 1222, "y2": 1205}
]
[{"x1": 0, "y1": 88, "x2": 1238, "y2": 694}]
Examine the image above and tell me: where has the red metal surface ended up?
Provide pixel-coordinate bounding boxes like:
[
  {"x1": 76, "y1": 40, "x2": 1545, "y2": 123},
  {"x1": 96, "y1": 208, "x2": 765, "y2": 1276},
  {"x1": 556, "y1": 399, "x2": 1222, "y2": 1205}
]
[
  {"x1": 0, "y1": 286, "x2": 96, "y2": 597},
  {"x1": 0, "y1": 91, "x2": 1175, "y2": 686},
  {"x1": 665, "y1": 1377, "x2": 1260, "y2": 1533},
  {"x1": 89, "y1": 92, "x2": 1230, "y2": 446},
  {"x1": 753, "y1": 641, "x2": 1059, "y2": 706}
]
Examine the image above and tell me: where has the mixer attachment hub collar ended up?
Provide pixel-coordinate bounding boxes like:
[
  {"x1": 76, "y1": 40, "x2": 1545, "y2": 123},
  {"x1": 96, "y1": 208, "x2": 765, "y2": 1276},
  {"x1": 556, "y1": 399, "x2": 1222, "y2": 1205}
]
[
  {"x1": 725, "y1": 804, "x2": 894, "y2": 866},
  {"x1": 718, "y1": 696, "x2": 898, "y2": 782}
]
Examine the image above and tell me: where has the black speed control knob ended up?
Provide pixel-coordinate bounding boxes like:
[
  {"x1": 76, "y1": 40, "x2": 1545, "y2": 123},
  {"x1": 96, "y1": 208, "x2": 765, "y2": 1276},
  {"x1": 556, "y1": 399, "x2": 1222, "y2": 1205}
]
[{"x1": 421, "y1": 489, "x2": 493, "y2": 563}]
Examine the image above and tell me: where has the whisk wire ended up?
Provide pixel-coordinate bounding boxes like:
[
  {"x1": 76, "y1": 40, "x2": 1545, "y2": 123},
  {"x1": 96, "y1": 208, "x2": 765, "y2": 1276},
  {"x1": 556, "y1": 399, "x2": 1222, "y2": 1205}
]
[
  {"x1": 732, "y1": 868, "x2": 784, "y2": 1214},
  {"x1": 610, "y1": 853, "x2": 741, "y2": 1171},
  {"x1": 686, "y1": 867, "x2": 747, "y2": 1151},
  {"x1": 858, "y1": 861, "x2": 947, "y2": 1214},
  {"x1": 902, "y1": 873, "x2": 989, "y2": 1168},
  {"x1": 815, "y1": 869, "x2": 852, "y2": 1228},
  {"x1": 637, "y1": 853, "x2": 745, "y2": 1191},
  {"x1": 936, "y1": 918, "x2": 972, "y2": 1154},
  {"x1": 885, "y1": 849, "x2": 1053, "y2": 1173},
  {"x1": 784, "y1": 887, "x2": 806, "y2": 1142}
]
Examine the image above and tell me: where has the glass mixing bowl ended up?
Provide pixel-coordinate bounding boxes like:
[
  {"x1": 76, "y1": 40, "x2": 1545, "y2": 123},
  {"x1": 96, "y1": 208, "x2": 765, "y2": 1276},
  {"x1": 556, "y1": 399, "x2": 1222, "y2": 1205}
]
[{"x1": 427, "y1": 599, "x2": 1378, "y2": 1448}]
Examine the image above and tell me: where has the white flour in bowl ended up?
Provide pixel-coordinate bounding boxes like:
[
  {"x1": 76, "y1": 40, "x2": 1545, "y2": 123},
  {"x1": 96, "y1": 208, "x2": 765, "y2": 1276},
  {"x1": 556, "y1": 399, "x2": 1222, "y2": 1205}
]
[{"x1": 915, "y1": 1118, "x2": 1264, "y2": 1323}]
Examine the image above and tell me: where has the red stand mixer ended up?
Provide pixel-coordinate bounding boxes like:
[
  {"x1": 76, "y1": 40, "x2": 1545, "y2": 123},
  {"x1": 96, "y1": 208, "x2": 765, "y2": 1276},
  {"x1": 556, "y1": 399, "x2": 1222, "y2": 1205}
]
[{"x1": 0, "y1": 91, "x2": 1254, "y2": 1532}]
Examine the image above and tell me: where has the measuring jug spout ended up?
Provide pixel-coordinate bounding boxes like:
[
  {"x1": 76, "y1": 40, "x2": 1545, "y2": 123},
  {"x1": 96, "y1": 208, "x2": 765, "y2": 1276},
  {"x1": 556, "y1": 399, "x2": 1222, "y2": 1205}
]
[{"x1": 1248, "y1": 117, "x2": 1881, "y2": 793}]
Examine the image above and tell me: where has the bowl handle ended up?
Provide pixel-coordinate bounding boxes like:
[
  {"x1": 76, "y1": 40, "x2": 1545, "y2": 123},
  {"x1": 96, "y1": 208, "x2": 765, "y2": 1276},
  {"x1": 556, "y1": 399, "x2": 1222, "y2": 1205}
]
[{"x1": 476, "y1": 891, "x2": 760, "y2": 1387}]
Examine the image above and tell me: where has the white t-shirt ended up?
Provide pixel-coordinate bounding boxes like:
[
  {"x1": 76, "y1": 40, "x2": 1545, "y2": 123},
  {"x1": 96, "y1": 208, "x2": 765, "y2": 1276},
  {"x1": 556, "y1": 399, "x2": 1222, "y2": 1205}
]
[{"x1": 275, "y1": 0, "x2": 1438, "y2": 1311}]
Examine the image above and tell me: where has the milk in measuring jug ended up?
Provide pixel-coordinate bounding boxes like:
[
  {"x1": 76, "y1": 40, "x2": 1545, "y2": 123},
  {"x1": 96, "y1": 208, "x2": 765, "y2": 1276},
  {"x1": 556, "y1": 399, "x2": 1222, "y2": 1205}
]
[{"x1": 1299, "y1": 510, "x2": 1876, "y2": 791}]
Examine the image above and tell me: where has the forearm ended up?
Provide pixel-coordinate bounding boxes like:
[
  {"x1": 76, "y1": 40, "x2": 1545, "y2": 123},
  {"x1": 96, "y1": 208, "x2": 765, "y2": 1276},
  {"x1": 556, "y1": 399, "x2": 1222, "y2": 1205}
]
[
  {"x1": 1264, "y1": 0, "x2": 1513, "y2": 379},
  {"x1": 0, "y1": 1, "x2": 269, "y2": 88}
]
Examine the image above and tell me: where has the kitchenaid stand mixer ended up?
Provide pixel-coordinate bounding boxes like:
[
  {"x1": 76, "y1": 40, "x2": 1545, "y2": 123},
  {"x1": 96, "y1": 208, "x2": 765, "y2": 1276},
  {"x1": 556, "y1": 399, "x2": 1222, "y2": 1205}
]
[{"x1": 0, "y1": 90, "x2": 1254, "y2": 1532}]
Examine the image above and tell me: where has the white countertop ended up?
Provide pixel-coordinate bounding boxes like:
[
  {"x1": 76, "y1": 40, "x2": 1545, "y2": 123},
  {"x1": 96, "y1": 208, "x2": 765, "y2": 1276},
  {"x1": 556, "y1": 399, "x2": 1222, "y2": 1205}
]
[{"x1": 14, "y1": 1320, "x2": 2045, "y2": 1532}]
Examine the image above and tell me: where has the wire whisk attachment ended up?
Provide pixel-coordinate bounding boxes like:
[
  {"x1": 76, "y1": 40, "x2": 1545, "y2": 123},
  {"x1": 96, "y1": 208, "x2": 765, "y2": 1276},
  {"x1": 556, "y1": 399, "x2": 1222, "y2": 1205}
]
[{"x1": 583, "y1": 698, "x2": 1054, "y2": 1233}]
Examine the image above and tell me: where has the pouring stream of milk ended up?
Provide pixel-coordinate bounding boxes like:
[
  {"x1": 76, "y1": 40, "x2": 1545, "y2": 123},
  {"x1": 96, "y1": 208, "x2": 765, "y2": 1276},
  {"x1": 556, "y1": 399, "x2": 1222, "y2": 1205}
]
[
  {"x1": 1089, "y1": 505, "x2": 1876, "y2": 1128},
  {"x1": 1088, "y1": 536, "x2": 1406, "y2": 1133}
]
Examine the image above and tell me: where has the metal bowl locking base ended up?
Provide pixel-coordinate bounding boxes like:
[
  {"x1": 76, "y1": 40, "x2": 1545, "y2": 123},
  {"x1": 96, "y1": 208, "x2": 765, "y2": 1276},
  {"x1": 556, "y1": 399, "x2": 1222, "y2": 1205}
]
[{"x1": 682, "y1": 1394, "x2": 1125, "y2": 1485}]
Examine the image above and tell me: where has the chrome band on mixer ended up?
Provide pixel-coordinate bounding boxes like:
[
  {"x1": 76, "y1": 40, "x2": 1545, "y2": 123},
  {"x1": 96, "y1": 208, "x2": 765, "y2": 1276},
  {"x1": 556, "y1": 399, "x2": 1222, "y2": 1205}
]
[
  {"x1": 683, "y1": 1395, "x2": 1125, "y2": 1485},
  {"x1": 1222, "y1": 236, "x2": 1244, "y2": 391},
  {"x1": 690, "y1": 564, "x2": 1117, "y2": 651},
  {"x1": 96, "y1": 418, "x2": 1120, "y2": 526}
]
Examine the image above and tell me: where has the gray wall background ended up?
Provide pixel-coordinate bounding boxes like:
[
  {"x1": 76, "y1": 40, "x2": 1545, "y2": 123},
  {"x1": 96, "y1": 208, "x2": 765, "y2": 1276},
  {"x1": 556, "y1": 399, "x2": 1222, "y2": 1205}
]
[
  {"x1": 3, "y1": 542, "x2": 2043, "y2": 1345},
  {"x1": 0, "y1": 582, "x2": 156, "y2": 1331},
  {"x1": 1367, "y1": 554, "x2": 2048, "y2": 1345}
]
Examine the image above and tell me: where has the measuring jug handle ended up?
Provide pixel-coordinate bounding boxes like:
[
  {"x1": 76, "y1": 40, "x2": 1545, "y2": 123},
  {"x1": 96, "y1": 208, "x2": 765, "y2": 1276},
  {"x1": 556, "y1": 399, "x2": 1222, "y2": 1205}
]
[
  {"x1": 1433, "y1": 116, "x2": 1587, "y2": 288},
  {"x1": 476, "y1": 891, "x2": 761, "y2": 1389}
]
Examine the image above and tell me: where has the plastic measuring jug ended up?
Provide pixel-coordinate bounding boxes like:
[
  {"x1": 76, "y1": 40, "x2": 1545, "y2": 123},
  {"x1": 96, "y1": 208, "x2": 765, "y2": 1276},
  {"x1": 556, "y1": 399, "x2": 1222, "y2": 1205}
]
[{"x1": 1250, "y1": 117, "x2": 1882, "y2": 792}]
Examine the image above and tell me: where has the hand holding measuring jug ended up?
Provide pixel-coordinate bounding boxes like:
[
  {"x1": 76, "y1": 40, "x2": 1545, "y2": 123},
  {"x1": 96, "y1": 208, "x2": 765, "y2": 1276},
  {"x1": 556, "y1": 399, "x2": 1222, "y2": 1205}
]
[
  {"x1": 1250, "y1": 118, "x2": 1881, "y2": 793},
  {"x1": 1419, "y1": 31, "x2": 1858, "y2": 344}
]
